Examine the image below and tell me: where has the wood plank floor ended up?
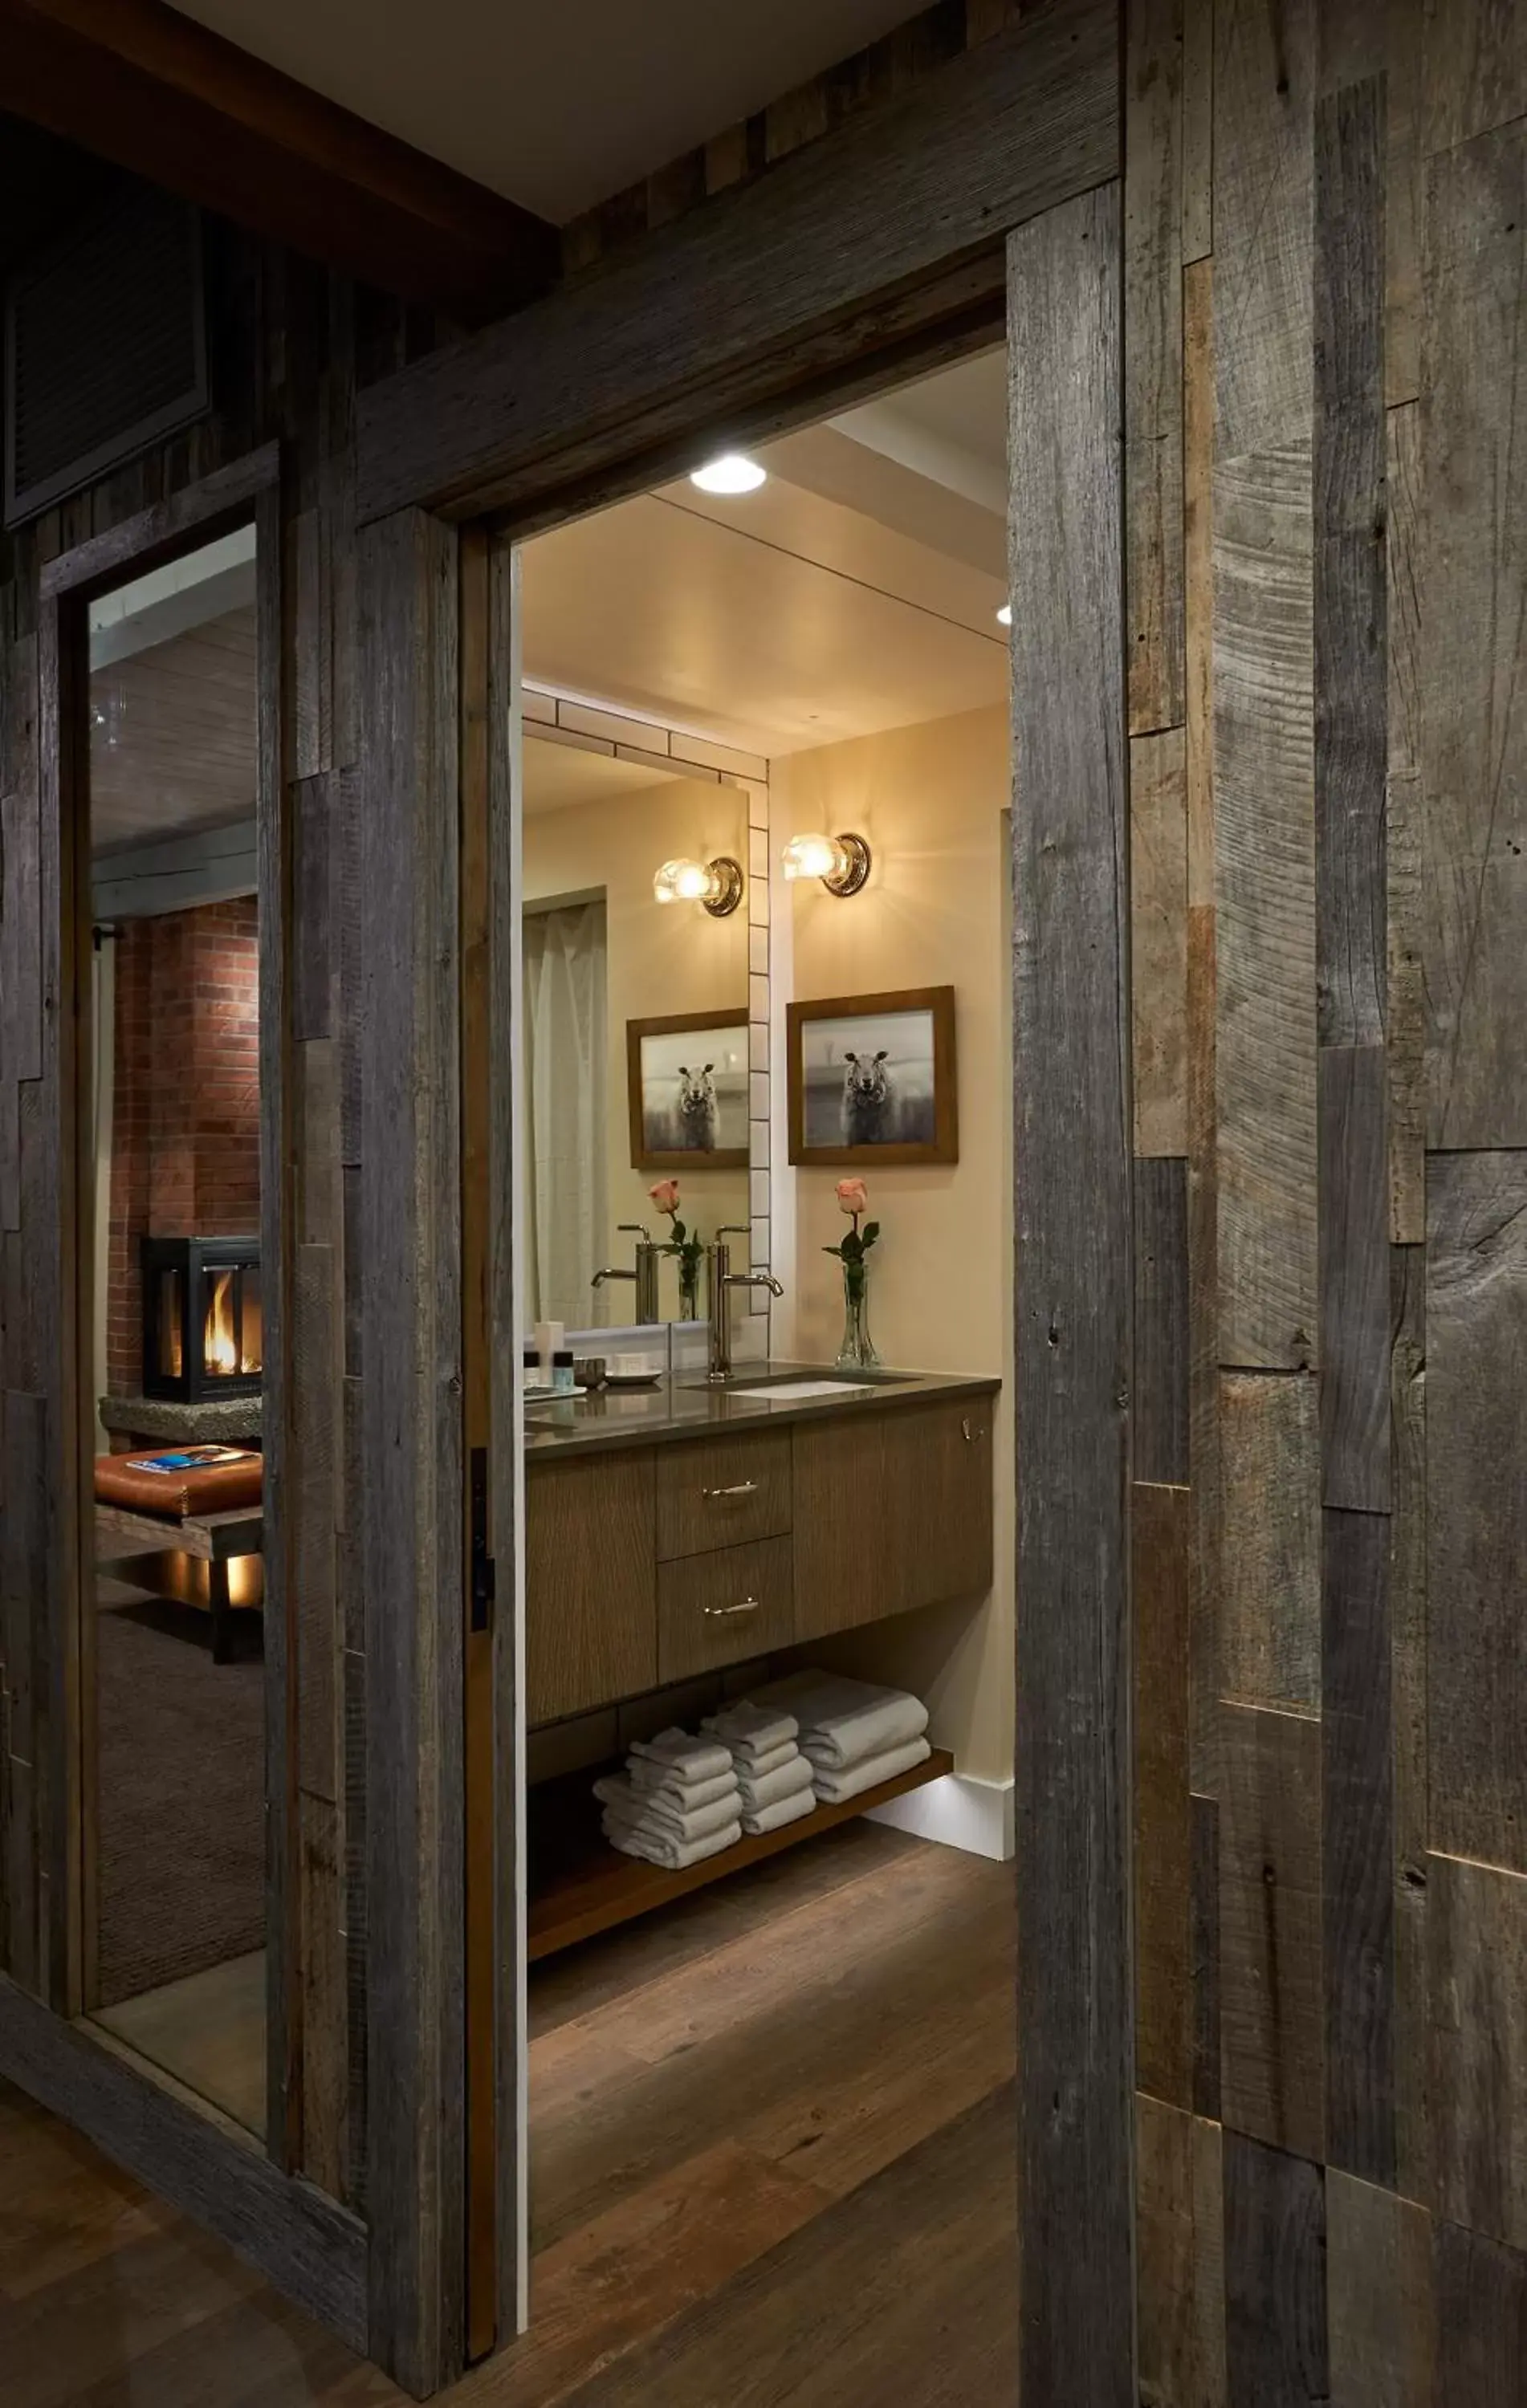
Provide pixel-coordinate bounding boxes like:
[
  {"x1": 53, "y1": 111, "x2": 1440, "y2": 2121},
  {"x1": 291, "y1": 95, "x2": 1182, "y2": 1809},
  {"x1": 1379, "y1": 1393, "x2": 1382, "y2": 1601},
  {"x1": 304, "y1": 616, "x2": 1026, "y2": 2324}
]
[{"x1": 0, "y1": 1823, "x2": 1016, "y2": 2406}]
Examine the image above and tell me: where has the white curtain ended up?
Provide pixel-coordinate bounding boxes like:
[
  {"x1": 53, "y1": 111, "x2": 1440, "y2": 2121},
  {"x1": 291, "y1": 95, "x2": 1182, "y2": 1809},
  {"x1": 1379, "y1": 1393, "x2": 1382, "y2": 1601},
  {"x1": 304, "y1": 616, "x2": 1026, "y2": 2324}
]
[{"x1": 523, "y1": 900, "x2": 608, "y2": 1328}]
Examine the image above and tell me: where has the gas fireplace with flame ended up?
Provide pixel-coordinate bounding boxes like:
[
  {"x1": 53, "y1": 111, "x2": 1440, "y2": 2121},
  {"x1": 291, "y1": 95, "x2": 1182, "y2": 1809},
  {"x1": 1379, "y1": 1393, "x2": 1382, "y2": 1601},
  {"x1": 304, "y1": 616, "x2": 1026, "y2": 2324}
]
[{"x1": 140, "y1": 1235, "x2": 263, "y2": 1404}]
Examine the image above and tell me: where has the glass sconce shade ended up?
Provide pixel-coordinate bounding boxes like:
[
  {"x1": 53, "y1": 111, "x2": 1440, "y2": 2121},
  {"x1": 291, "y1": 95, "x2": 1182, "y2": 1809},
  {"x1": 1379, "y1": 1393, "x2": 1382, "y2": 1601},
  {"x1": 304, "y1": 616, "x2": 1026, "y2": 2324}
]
[
  {"x1": 780, "y1": 829, "x2": 872, "y2": 897},
  {"x1": 652, "y1": 854, "x2": 744, "y2": 916}
]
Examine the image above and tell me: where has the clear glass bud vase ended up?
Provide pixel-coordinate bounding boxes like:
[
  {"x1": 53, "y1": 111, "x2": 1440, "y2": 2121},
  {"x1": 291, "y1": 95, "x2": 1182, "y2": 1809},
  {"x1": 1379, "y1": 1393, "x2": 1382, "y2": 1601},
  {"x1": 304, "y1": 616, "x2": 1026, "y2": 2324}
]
[
  {"x1": 679, "y1": 1257, "x2": 702, "y2": 1324},
  {"x1": 836, "y1": 1266, "x2": 880, "y2": 1369}
]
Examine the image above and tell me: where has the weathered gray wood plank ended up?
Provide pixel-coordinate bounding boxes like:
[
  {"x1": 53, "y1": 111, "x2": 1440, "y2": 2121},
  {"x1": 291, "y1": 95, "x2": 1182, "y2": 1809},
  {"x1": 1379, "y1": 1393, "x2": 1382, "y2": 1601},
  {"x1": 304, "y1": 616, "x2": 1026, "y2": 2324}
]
[
  {"x1": 1326, "y1": 2170, "x2": 1435, "y2": 2408},
  {"x1": 1220, "y1": 1372, "x2": 1320, "y2": 1714},
  {"x1": 356, "y1": 0, "x2": 1119, "y2": 524},
  {"x1": 1135, "y1": 1156, "x2": 1190, "y2": 1486},
  {"x1": 292, "y1": 771, "x2": 332, "y2": 1043},
  {"x1": 1429, "y1": 1850, "x2": 1527, "y2": 2254},
  {"x1": 1191, "y1": 1790, "x2": 1220, "y2": 2122},
  {"x1": 1387, "y1": 398, "x2": 1423, "y2": 1243},
  {"x1": 1187, "y1": 897, "x2": 1219, "y2": 1789},
  {"x1": 1180, "y1": 0, "x2": 1212, "y2": 265},
  {"x1": 1135, "y1": 1481, "x2": 1192, "y2": 2109},
  {"x1": 1318, "y1": 1045, "x2": 1391, "y2": 1511},
  {"x1": 1390, "y1": 1243, "x2": 1428, "y2": 2206},
  {"x1": 1313, "y1": 78, "x2": 1387, "y2": 1054},
  {"x1": 1, "y1": 1391, "x2": 44, "y2": 1996},
  {"x1": 1136, "y1": 2095, "x2": 1227, "y2": 2406},
  {"x1": 1322, "y1": 1506, "x2": 1395, "y2": 2187},
  {"x1": 295, "y1": 1243, "x2": 339, "y2": 1805},
  {"x1": 1213, "y1": 447, "x2": 1317, "y2": 1369},
  {"x1": 1212, "y1": 0, "x2": 1315, "y2": 460},
  {"x1": 1220, "y1": 1702, "x2": 1325, "y2": 2162},
  {"x1": 1420, "y1": 0, "x2": 1526, "y2": 153},
  {"x1": 359, "y1": 506, "x2": 466, "y2": 2396},
  {"x1": 1432, "y1": 2219, "x2": 1527, "y2": 2408},
  {"x1": 1223, "y1": 2129, "x2": 1330, "y2": 2408},
  {"x1": 1426, "y1": 1149, "x2": 1527, "y2": 1869},
  {"x1": 1421, "y1": 120, "x2": 1526, "y2": 1149},
  {"x1": 1125, "y1": 0, "x2": 1184, "y2": 735},
  {"x1": 1010, "y1": 181, "x2": 1132, "y2": 2408},
  {"x1": 1132, "y1": 728, "x2": 1189, "y2": 1157}
]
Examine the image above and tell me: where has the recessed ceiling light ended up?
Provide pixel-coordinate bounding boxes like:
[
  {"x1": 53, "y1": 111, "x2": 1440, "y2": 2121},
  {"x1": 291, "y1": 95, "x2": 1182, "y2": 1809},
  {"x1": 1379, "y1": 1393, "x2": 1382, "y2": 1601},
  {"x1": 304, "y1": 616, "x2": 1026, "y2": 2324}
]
[
  {"x1": 690, "y1": 452, "x2": 767, "y2": 495},
  {"x1": 996, "y1": 603, "x2": 1012, "y2": 626}
]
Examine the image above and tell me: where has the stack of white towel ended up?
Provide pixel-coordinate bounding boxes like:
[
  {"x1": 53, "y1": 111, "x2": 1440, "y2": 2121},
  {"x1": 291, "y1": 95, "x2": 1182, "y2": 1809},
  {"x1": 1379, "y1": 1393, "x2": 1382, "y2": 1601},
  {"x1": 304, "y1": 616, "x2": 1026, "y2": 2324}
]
[
  {"x1": 755, "y1": 1670, "x2": 931, "y2": 1802},
  {"x1": 701, "y1": 1700, "x2": 817, "y2": 1837},
  {"x1": 594, "y1": 1729, "x2": 742, "y2": 1870}
]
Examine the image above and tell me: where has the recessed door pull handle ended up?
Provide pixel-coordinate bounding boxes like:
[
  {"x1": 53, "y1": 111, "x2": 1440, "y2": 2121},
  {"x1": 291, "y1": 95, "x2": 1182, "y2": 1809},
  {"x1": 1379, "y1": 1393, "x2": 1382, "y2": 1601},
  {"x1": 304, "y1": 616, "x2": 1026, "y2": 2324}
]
[
  {"x1": 702, "y1": 1480, "x2": 758, "y2": 1499},
  {"x1": 704, "y1": 1597, "x2": 762, "y2": 1618}
]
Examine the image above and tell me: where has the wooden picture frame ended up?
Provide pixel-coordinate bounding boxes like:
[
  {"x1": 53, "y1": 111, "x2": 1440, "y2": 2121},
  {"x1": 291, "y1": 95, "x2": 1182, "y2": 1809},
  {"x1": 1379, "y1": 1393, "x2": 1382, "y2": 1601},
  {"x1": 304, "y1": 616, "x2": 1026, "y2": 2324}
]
[
  {"x1": 626, "y1": 1007, "x2": 750, "y2": 1170},
  {"x1": 787, "y1": 985, "x2": 958, "y2": 1166}
]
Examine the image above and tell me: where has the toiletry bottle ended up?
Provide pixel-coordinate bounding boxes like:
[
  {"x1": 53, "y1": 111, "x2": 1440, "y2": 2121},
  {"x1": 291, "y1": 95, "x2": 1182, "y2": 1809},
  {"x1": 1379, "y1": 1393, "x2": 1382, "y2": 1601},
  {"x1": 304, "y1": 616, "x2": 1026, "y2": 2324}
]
[
  {"x1": 522, "y1": 1343, "x2": 538, "y2": 1393},
  {"x1": 552, "y1": 1348, "x2": 576, "y2": 1395}
]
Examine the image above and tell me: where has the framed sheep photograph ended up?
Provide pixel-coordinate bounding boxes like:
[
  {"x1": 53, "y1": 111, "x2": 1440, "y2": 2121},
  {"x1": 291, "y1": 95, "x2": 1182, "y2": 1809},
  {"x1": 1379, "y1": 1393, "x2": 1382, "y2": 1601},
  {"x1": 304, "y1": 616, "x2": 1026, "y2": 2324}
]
[
  {"x1": 627, "y1": 1007, "x2": 750, "y2": 1169},
  {"x1": 787, "y1": 986, "x2": 958, "y2": 1167}
]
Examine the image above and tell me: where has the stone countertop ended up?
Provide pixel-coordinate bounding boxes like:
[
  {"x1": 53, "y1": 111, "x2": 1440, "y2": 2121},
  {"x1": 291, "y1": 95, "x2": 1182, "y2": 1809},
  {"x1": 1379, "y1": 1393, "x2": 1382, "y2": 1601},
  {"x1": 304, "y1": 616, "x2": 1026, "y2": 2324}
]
[{"x1": 523, "y1": 1363, "x2": 1000, "y2": 1462}]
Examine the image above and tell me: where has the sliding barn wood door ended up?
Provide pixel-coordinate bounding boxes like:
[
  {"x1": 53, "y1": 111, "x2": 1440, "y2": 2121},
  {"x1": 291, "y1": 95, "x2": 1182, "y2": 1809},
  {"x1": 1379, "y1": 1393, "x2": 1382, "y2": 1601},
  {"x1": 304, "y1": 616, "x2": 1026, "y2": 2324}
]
[
  {"x1": 1123, "y1": 0, "x2": 1527, "y2": 2395},
  {"x1": 1010, "y1": 181, "x2": 1134, "y2": 2406}
]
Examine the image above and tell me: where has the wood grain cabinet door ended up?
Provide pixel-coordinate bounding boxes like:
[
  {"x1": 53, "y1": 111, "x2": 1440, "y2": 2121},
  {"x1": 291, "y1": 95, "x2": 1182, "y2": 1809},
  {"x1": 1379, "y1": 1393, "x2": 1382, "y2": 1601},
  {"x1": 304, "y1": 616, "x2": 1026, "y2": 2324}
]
[
  {"x1": 658, "y1": 1536, "x2": 795, "y2": 1684},
  {"x1": 655, "y1": 1430, "x2": 792, "y2": 1560},
  {"x1": 792, "y1": 1400, "x2": 995, "y2": 1640},
  {"x1": 526, "y1": 1452, "x2": 657, "y2": 1723}
]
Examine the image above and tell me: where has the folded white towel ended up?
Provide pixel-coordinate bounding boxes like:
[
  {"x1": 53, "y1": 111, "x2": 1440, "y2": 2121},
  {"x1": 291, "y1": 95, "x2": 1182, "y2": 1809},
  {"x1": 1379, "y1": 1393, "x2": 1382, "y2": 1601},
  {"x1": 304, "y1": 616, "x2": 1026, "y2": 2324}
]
[
  {"x1": 762, "y1": 1671, "x2": 929, "y2": 1771},
  {"x1": 628, "y1": 1727, "x2": 733, "y2": 1784},
  {"x1": 594, "y1": 1776, "x2": 740, "y2": 1844},
  {"x1": 737, "y1": 1753, "x2": 814, "y2": 1812},
  {"x1": 729, "y1": 1736, "x2": 798, "y2": 1781},
  {"x1": 702, "y1": 1701, "x2": 799, "y2": 1756},
  {"x1": 741, "y1": 1787, "x2": 817, "y2": 1838},
  {"x1": 603, "y1": 1816, "x2": 742, "y2": 1871},
  {"x1": 811, "y1": 1735, "x2": 932, "y2": 1804},
  {"x1": 625, "y1": 1763, "x2": 738, "y2": 1813}
]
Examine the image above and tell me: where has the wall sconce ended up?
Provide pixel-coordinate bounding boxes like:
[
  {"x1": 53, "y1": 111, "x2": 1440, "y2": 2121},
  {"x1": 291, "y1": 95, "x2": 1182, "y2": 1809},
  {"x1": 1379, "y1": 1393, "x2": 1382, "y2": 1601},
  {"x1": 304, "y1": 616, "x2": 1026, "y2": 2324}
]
[
  {"x1": 780, "y1": 831, "x2": 872, "y2": 898},
  {"x1": 652, "y1": 855, "x2": 743, "y2": 917}
]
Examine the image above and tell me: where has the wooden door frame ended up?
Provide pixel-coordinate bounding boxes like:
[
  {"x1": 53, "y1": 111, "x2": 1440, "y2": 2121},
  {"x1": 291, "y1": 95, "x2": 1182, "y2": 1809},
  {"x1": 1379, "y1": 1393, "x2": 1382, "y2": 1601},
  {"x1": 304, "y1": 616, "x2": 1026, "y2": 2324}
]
[{"x1": 351, "y1": 0, "x2": 1134, "y2": 2393}]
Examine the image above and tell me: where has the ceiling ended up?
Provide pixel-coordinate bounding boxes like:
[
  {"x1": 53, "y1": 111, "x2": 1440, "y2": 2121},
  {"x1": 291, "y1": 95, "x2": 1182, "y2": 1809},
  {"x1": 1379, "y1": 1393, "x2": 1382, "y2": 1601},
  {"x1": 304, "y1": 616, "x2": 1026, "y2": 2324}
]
[
  {"x1": 90, "y1": 606, "x2": 258, "y2": 852},
  {"x1": 521, "y1": 346, "x2": 1008, "y2": 759},
  {"x1": 164, "y1": 0, "x2": 919, "y2": 222}
]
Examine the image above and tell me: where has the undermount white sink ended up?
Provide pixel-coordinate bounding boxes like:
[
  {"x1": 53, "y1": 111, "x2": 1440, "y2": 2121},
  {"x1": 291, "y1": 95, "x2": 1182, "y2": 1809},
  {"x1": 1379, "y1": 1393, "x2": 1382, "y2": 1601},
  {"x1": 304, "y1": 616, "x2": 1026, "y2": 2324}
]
[{"x1": 729, "y1": 1378, "x2": 877, "y2": 1402}]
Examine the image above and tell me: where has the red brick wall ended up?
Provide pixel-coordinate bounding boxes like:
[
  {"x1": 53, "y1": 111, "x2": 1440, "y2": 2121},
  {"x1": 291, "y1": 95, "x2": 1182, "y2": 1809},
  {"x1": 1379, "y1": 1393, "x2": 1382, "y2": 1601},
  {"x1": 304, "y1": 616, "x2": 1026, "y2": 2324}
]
[{"x1": 107, "y1": 897, "x2": 261, "y2": 1394}]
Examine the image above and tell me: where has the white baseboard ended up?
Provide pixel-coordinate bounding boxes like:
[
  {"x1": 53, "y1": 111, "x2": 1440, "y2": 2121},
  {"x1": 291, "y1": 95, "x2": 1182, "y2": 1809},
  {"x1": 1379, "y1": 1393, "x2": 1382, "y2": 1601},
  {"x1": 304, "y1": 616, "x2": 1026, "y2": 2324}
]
[{"x1": 866, "y1": 1771, "x2": 1014, "y2": 1862}]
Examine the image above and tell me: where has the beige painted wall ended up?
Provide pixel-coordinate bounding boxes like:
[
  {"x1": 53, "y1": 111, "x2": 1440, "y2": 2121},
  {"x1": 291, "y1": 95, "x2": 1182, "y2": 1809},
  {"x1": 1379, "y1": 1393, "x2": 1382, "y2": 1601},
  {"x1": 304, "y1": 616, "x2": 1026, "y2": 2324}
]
[
  {"x1": 523, "y1": 769, "x2": 751, "y2": 1318},
  {"x1": 772, "y1": 702, "x2": 1013, "y2": 1785}
]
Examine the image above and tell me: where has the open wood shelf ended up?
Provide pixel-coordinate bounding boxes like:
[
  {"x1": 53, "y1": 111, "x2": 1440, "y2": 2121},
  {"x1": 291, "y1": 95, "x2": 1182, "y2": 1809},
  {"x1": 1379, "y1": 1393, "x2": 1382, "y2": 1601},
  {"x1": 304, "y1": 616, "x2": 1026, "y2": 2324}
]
[{"x1": 527, "y1": 1745, "x2": 953, "y2": 1961}]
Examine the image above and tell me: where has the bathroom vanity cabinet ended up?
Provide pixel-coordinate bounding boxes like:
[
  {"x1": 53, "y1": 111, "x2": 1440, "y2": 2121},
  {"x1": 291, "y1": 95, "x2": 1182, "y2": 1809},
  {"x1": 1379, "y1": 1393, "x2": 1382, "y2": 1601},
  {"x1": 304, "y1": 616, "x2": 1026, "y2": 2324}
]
[{"x1": 525, "y1": 1378, "x2": 997, "y2": 1727}]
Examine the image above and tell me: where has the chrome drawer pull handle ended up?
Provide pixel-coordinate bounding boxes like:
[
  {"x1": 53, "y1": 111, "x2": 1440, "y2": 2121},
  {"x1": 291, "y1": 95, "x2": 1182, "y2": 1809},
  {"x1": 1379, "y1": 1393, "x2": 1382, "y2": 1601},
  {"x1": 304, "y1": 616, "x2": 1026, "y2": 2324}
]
[
  {"x1": 961, "y1": 1418, "x2": 985, "y2": 1443},
  {"x1": 702, "y1": 1479, "x2": 758, "y2": 1500},
  {"x1": 703, "y1": 1597, "x2": 761, "y2": 1619}
]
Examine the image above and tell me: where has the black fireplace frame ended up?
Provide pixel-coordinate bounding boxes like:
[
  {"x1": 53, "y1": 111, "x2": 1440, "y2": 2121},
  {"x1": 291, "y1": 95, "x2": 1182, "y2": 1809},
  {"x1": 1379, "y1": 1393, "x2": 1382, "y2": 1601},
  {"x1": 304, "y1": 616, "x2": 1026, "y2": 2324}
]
[{"x1": 140, "y1": 1233, "x2": 263, "y2": 1403}]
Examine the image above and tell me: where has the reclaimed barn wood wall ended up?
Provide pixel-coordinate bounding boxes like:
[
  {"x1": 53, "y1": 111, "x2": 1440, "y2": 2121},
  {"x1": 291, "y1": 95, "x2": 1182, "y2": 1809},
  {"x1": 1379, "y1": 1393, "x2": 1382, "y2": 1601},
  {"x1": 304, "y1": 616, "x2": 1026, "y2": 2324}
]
[
  {"x1": 1126, "y1": 0, "x2": 1527, "y2": 2393},
  {"x1": 0, "y1": 217, "x2": 450, "y2": 2229}
]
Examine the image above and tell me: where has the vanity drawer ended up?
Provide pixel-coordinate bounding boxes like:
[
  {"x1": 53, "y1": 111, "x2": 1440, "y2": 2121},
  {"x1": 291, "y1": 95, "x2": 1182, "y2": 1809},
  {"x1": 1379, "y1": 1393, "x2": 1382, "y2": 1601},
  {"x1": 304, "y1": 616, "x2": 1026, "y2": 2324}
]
[
  {"x1": 658, "y1": 1536, "x2": 794, "y2": 1682},
  {"x1": 526, "y1": 1451, "x2": 657, "y2": 1724},
  {"x1": 655, "y1": 1431, "x2": 792, "y2": 1560}
]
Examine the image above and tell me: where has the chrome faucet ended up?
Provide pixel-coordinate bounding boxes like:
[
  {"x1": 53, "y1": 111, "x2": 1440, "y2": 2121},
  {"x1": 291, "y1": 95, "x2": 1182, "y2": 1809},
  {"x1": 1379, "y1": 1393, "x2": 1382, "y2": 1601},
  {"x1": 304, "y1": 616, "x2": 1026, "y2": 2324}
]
[
  {"x1": 706, "y1": 1226, "x2": 784, "y2": 1381},
  {"x1": 592, "y1": 1225, "x2": 661, "y2": 1323}
]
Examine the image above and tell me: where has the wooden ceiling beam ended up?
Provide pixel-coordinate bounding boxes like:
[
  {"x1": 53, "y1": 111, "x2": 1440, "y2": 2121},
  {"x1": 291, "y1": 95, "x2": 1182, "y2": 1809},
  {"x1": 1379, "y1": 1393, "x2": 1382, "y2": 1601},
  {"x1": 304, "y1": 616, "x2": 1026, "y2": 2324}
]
[{"x1": 0, "y1": 0, "x2": 559, "y2": 322}]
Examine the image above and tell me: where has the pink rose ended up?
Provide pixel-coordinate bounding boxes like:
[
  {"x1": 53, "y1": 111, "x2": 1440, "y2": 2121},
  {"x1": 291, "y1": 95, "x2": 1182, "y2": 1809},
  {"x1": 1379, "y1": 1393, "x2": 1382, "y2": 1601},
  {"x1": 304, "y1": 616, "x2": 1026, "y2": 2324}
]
[
  {"x1": 836, "y1": 1178, "x2": 868, "y2": 1215},
  {"x1": 649, "y1": 1178, "x2": 681, "y2": 1214}
]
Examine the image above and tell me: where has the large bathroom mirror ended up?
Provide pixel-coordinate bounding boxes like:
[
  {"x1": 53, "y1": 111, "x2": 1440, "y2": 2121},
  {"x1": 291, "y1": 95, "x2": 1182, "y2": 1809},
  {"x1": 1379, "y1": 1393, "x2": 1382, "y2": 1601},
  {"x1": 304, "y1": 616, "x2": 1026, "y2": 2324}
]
[
  {"x1": 80, "y1": 523, "x2": 269, "y2": 2133},
  {"x1": 521, "y1": 728, "x2": 755, "y2": 1328}
]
